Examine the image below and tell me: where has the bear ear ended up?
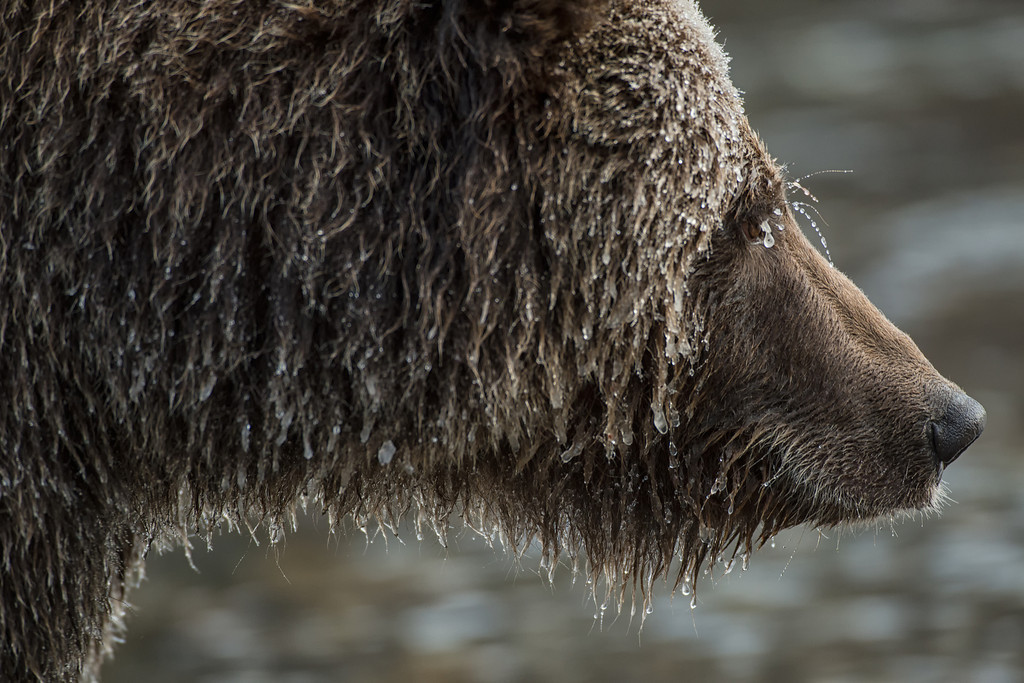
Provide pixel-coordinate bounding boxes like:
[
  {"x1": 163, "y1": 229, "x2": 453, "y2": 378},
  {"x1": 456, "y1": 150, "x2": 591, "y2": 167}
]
[{"x1": 458, "y1": 0, "x2": 610, "y2": 57}]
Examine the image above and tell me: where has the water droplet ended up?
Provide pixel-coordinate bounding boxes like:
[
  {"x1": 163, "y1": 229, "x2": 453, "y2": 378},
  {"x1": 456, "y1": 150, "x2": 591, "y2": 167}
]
[
  {"x1": 652, "y1": 407, "x2": 668, "y2": 435},
  {"x1": 377, "y1": 440, "x2": 396, "y2": 465},
  {"x1": 560, "y1": 442, "x2": 582, "y2": 463},
  {"x1": 199, "y1": 374, "x2": 216, "y2": 402}
]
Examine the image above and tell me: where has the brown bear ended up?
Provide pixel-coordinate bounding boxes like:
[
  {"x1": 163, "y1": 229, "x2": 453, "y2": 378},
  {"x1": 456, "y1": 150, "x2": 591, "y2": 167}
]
[{"x1": 0, "y1": 0, "x2": 984, "y2": 680}]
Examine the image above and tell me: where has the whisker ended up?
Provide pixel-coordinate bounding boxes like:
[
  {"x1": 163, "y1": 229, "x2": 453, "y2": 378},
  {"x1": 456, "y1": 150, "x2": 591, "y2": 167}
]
[
  {"x1": 791, "y1": 169, "x2": 853, "y2": 185},
  {"x1": 790, "y1": 201, "x2": 833, "y2": 267}
]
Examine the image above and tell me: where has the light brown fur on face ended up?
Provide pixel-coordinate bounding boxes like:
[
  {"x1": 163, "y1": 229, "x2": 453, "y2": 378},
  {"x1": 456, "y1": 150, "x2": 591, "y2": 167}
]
[{"x1": 0, "y1": 0, "x2": 983, "y2": 679}]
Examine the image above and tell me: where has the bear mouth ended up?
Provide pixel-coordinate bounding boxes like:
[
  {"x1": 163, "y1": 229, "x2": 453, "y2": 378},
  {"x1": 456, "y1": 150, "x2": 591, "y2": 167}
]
[
  {"x1": 784, "y1": 447, "x2": 949, "y2": 527},
  {"x1": 838, "y1": 474, "x2": 949, "y2": 526},
  {"x1": 808, "y1": 481, "x2": 948, "y2": 528}
]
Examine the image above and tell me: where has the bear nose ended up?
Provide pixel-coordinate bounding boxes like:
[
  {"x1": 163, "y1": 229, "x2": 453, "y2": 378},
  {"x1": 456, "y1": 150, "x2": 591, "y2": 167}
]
[{"x1": 929, "y1": 388, "x2": 986, "y2": 466}]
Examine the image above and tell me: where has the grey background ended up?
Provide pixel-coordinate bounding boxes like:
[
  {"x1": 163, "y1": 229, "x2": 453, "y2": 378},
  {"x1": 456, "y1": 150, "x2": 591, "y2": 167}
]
[{"x1": 106, "y1": 1, "x2": 1024, "y2": 681}]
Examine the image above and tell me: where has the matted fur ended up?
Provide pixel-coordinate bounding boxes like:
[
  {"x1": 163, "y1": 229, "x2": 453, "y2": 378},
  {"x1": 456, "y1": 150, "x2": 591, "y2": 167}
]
[{"x1": 0, "y1": 0, "x2": 979, "y2": 680}]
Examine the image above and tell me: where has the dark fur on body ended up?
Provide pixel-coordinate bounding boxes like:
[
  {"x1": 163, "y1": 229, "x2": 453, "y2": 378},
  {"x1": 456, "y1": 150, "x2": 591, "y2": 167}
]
[{"x1": 0, "y1": 0, "x2": 975, "y2": 679}]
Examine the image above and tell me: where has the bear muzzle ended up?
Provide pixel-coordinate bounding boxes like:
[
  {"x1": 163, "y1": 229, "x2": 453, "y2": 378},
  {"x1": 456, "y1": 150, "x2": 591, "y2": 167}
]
[{"x1": 929, "y1": 385, "x2": 986, "y2": 468}]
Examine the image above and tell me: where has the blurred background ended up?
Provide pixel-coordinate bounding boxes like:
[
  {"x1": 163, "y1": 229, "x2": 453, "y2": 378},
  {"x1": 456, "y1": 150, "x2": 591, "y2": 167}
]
[{"x1": 106, "y1": 1, "x2": 1024, "y2": 681}]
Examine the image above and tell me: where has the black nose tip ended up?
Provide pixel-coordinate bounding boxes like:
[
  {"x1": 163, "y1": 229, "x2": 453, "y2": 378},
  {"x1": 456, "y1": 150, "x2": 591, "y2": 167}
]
[{"x1": 930, "y1": 389, "x2": 986, "y2": 466}]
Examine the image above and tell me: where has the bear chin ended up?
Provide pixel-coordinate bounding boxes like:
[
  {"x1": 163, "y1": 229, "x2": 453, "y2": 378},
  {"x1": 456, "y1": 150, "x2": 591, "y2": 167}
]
[{"x1": 801, "y1": 467, "x2": 950, "y2": 527}]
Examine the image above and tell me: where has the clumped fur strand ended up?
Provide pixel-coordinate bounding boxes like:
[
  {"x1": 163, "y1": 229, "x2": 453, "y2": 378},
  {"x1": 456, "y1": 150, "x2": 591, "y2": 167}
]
[{"x1": 0, "y1": 0, "x2": 981, "y2": 680}]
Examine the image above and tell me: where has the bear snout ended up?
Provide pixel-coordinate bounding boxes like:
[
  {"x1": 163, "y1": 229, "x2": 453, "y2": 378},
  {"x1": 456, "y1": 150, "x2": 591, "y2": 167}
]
[{"x1": 928, "y1": 385, "x2": 986, "y2": 467}]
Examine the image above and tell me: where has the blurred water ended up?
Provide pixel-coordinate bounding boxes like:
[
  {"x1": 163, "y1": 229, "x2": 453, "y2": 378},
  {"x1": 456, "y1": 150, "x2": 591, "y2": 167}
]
[{"x1": 106, "y1": 2, "x2": 1024, "y2": 681}]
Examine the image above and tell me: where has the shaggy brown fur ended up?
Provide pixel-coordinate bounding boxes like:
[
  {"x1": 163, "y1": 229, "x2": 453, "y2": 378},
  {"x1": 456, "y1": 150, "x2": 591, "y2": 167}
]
[{"x1": 0, "y1": 0, "x2": 983, "y2": 680}]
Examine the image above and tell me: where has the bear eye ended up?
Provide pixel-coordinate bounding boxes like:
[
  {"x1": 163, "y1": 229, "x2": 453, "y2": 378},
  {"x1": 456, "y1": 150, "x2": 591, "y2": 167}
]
[
  {"x1": 739, "y1": 218, "x2": 763, "y2": 242},
  {"x1": 738, "y1": 217, "x2": 777, "y2": 248}
]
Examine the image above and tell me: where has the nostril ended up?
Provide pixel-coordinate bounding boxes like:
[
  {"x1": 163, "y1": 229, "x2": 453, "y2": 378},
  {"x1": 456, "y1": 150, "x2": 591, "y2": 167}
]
[{"x1": 930, "y1": 390, "x2": 986, "y2": 466}]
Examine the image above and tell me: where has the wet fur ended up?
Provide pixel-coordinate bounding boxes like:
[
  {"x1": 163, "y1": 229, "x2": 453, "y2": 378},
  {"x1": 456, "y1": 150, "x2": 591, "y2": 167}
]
[{"x1": 1, "y1": 0, "x2": 959, "y2": 679}]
